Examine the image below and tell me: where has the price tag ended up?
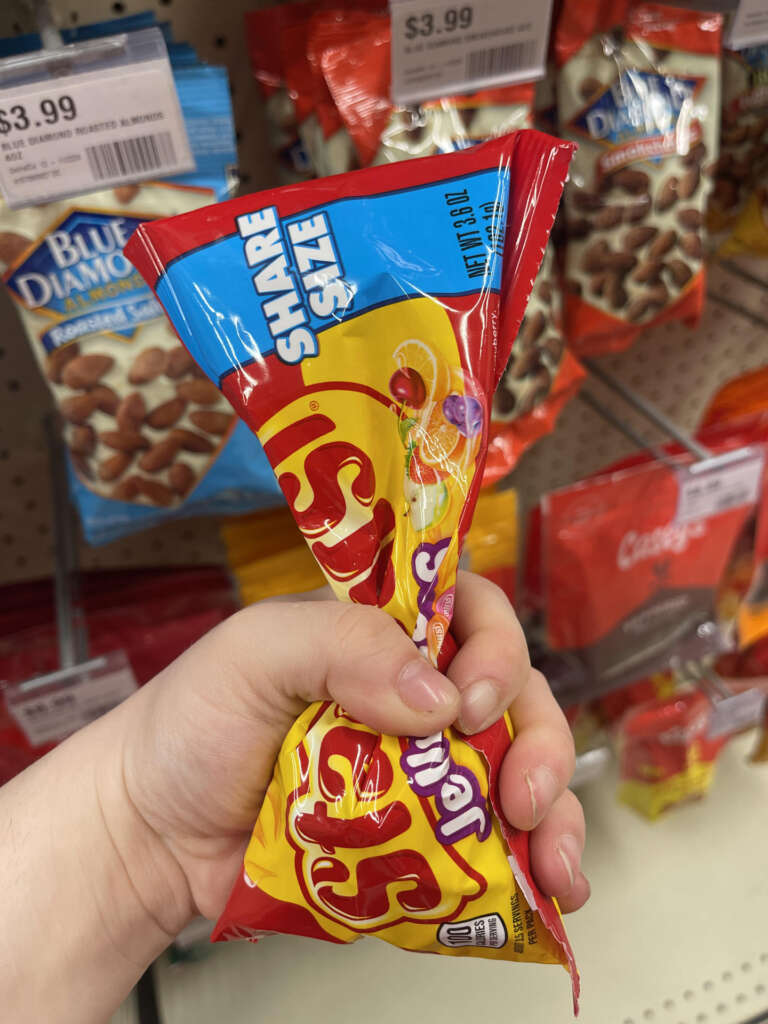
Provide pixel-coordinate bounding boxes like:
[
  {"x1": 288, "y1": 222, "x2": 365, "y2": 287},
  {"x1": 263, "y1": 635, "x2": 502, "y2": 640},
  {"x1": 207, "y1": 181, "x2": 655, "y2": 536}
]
[
  {"x1": 726, "y1": 0, "x2": 768, "y2": 49},
  {"x1": 708, "y1": 688, "x2": 766, "y2": 738},
  {"x1": 676, "y1": 447, "x2": 764, "y2": 525},
  {"x1": 389, "y1": 0, "x2": 553, "y2": 106},
  {"x1": 3, "y1": 650, "x2": 138, "y2": 747},
  {"x1": 0, "y1": 27, "x2": 193, "y2": 208}
]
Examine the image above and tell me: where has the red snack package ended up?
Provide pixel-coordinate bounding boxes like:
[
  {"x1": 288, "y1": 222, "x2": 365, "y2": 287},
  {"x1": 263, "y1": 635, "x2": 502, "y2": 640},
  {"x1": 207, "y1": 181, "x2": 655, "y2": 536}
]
[
  {"x1": 316, "y1": 10, "x2": 535, "y2": 167},
  {"x1": 541, "y1": 455, "x2": 755, "y2": 699},
  {"x1": 617, "y1": 689, "x2": 725, "y2": 819},
  {"x1": 700, "y1": 371, "x2": 768, "y2": 650},
  {"x1": 554, "y1": 2, "x2": 722, "y2": 356},
  {"x1": 126, "y1": 132, "x2": 578, "y2": 1001},
  {"x1": 245, "y1": 5, "x2": 314, "y2": 183}
]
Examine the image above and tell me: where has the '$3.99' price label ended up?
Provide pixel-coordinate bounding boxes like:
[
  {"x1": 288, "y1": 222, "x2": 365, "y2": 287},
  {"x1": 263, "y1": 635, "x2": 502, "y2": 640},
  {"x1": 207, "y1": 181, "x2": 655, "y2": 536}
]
[
  {"x1": 0, "y1": 95, "x2": 78, "y2": 135},
  {"x1": 389, "y1": 0, "x2": 552, "y2": 106},
  {"x1": 403, "y1": 5, "x2": 474, "y2": 40}
]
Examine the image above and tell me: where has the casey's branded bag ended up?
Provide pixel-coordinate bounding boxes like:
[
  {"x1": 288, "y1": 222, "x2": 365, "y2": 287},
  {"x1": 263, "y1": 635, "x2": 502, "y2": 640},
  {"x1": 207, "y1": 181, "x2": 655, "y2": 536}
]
[{"x1": 540, "y1": 455, "x2": 755, "y2": 697}]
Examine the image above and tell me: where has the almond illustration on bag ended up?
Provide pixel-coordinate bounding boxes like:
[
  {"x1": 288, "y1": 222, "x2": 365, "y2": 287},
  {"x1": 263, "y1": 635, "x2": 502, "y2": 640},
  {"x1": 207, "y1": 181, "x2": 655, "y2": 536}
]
[
  {"x1": 1, "y1": 186, "x2": 236, "y2": 511},
  {"x1": 554, "y1": 1, "x2": 722, "y2": 356}
]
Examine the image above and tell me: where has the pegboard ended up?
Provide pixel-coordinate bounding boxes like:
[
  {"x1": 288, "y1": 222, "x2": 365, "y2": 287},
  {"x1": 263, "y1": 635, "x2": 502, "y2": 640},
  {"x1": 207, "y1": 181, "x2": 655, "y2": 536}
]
[{"x1": 0, "y1": 1, "x2": 766, "y2": 586}]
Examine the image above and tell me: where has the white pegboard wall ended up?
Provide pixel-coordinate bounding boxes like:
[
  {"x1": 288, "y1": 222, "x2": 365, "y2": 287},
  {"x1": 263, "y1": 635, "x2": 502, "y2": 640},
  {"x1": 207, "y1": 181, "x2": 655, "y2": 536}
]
[
  {"x1": 0, "y1": 3, "x2": 766, "y2": 584},
  {"x1": 510, "y1": 256, "x2": 768, "y2": 521}
]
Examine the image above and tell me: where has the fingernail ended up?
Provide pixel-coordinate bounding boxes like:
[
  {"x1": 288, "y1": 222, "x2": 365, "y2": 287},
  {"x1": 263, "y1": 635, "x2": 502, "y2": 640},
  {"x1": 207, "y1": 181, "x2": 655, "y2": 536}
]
[
  {"x1": 396, "y1": 660, "x2": 456, "y2": 713},
  {"x1": 555, "y1": 834, "x2": 581, "y2": 890},
  {"x1": 457, "y1": 680, "x2": 503, "y2": 734},
  {"x1": 524, "y1": 764, "x2": 559, "y2": 828}
]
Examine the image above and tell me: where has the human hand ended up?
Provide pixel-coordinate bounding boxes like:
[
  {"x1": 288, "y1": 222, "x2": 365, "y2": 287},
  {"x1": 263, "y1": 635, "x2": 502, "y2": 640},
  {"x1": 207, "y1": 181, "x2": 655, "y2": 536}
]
[{"x1": 109, "y1": 570, "x2": 588, "y2": 936}]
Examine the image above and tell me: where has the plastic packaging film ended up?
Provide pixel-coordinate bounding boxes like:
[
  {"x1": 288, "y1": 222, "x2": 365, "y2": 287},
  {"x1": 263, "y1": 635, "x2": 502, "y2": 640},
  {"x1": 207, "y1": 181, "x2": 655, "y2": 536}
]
[{"x1": 125, "y1": 131, "x2": 579, "y2": 1005}]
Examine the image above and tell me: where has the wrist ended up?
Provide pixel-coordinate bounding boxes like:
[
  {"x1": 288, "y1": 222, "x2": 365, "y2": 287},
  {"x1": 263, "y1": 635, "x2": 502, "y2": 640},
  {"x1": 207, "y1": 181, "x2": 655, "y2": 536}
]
[
  {"x1": 96, "y1": 695, "x2": 197, "y2": 943},
  {"x1": 0, "y1": 696, "x2": 190, "y2": 1024}
]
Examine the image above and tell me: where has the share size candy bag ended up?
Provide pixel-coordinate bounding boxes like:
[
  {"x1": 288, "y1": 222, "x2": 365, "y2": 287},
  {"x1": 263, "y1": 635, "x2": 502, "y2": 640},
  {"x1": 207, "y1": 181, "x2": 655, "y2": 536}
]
[
  {"x1": 554, "y1": 1, "x2": 722, "y2": 355},
  {"x1": 126, "y1": 131, "x2": 578, "y2": 1001}
]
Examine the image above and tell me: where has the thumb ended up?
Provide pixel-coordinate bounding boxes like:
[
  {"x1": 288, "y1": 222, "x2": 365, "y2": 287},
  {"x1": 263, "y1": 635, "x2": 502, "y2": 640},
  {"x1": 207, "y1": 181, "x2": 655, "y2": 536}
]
[{"x1": 183, "y1": 599, "x2": 461, "y2": 738}]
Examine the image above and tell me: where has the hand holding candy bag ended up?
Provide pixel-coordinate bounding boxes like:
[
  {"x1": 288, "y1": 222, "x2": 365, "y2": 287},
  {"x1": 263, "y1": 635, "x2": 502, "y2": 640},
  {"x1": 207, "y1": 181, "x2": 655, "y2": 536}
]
[{"x1": 126, "y1": 131, "x2": 578, "y2": 1004}]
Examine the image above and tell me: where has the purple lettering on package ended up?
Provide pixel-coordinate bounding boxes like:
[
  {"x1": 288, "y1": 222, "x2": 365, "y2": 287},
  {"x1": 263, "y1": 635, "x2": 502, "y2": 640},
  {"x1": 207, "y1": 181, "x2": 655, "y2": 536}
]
[{"x1": 400, "y1": 732, "x2": 491, "y2": 845}]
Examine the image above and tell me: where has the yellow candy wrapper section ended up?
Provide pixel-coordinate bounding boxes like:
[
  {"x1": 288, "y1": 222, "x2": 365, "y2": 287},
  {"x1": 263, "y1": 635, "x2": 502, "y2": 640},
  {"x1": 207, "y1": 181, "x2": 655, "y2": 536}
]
[{"x1": 217, "y1": 701, "x2": 566, "y2": 966}]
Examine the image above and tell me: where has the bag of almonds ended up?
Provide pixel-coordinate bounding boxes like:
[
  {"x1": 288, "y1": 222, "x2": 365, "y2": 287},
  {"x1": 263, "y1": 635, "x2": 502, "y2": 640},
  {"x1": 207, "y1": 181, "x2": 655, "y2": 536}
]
[
  {"x1": 713, "y1": 45, "x2": 768, "y2": 257},
  {"x1": 554, "y1": 1, "x2": 722, "y2": 356},
  {"x1": 0, "y1": 59, "x2": 282, "y2": 544},
  {"x1": 486, "y1": 242, "x2": 585, "y2": 484}
]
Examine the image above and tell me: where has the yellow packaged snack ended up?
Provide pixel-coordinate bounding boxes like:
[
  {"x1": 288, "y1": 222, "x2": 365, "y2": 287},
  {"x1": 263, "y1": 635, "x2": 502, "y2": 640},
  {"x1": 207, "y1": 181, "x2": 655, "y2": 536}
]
[{"x1": 126, "y1": 131, "x2": 578, "y2": 1004}]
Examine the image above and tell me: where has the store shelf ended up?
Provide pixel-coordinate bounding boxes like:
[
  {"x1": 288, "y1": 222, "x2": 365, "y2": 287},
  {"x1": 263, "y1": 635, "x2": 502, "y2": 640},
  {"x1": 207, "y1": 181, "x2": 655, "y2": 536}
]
[
  {"x1": 0, "y1": 5, "x2": 766, "y2": 586},
  {"x1": 100, "y1": 732, "x2": 768, "y2": 1024}
]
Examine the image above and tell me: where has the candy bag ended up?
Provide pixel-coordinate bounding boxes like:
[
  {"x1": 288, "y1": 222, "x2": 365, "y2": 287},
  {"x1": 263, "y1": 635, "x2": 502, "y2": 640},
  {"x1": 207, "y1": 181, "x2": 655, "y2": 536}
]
[
  {"x1": 554, "y1": 1, "x2": 722, "y2": 355},
  {"x1": 126, "y1": 131, "x2": 578, "y2": 1000}
]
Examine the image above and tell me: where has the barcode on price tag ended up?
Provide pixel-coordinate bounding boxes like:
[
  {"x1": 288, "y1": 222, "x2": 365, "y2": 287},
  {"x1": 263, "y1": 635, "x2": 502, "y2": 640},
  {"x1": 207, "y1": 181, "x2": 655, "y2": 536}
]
[
  {"x1": 389, "y1": 0, "x2": 552, "y2": 105},
  {"x1": 0, "y1": 27, "x2": 193, "y2": 207},
  {"x1": 676, "y1": 447, "x2": 764, "y2": 524},
  {"x1": 3, "y1": 650, "x2": 138, "y2": 747}
]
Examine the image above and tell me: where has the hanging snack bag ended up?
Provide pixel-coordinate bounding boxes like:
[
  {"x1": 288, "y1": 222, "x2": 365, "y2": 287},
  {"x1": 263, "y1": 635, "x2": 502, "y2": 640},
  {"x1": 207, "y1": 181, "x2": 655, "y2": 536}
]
[
  {"x1": 488, "y1": 242, "x2": 585, "y2": 483},
  {"x1": 617, "y1": 689, "x2": 724, "y2": 819},
  {"x1": 315, "y1": 10, "x2": 534, "y2": 167},
  {"x1": 0, "y1": 53, "x2": 283, "y2": 544},
  {"x1": 541, "y1": 455, "x2": 755, "y2": 699},
  {"x1": 709, "y1": 44, "x2": 768, "y2": 256},
  {"x1": 126, "y1": 131, "x2": 579, "y2": 1001},
  {"x1": 245, "y1": 4, "x2": 315, "y2": 183},
  {"x1": 554, "y1": 2, "x2": 722, "y2": 356}
]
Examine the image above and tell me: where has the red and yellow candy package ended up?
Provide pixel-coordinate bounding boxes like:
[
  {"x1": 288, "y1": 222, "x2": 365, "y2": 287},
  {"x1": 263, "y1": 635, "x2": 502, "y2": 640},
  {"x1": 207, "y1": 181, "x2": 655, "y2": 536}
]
[
  {"x1": 125, "y1": 131, "x2": 577, "y2": 1000},
  {"x1": 617, "y1": 690, "x2": 725, "y2": 819}
]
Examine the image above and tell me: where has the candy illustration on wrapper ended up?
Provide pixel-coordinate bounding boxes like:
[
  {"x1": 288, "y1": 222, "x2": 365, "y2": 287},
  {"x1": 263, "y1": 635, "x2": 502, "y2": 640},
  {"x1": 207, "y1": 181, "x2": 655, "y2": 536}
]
[{"x1": 125, "y1": 130, "x2": 579, "y2": 1006}]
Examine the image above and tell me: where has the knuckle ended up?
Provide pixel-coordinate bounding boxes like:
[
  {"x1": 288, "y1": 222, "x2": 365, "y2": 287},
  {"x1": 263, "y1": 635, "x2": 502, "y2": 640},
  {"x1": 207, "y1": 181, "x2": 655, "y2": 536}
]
[{"x1": 332, "y1": 603, "x2": 398, "y2": 661}]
